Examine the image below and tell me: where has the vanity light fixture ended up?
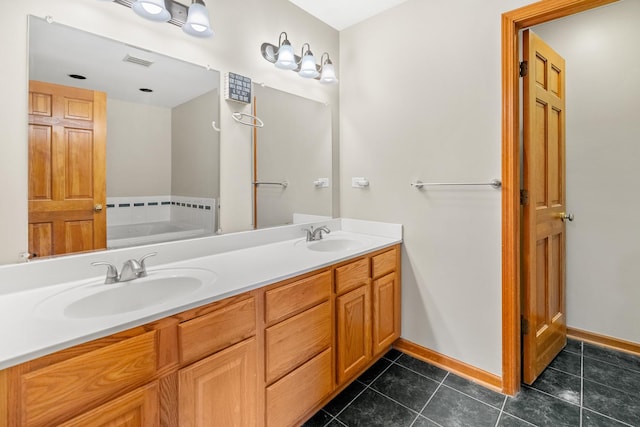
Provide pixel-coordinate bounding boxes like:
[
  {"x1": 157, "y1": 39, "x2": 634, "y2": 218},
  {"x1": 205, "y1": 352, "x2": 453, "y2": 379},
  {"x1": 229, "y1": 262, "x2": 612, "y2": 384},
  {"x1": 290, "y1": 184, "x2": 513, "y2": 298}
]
[
  {"x1": 98, "y1": 0, "x2": 214, "y2": 38},
  {"x1": 260, "y1": 32, "x2": 338, "y2": 85},
  {"x1": 298, "y1": 44, "x2": 319, "y2": 79},
  {"x1": 132, "y1": 0, "x2": 171, "y2": 22},
  {"x1": 319, "y1": 52, "x2": 338, "y2": 84},
  {"x1": 182, "y1": 0, "x2": 214, "y2": 38}
]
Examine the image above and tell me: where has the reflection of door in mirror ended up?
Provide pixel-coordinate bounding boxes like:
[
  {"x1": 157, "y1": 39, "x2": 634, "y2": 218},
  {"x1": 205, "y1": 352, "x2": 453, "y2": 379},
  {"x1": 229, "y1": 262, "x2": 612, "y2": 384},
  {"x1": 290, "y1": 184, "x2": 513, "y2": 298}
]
[
  {"x1": 252, "y1": 86, "x2": 332, "y2": 229},
  {"x1": 28, "y1": 81, "x2": 107, "y2": 258}
]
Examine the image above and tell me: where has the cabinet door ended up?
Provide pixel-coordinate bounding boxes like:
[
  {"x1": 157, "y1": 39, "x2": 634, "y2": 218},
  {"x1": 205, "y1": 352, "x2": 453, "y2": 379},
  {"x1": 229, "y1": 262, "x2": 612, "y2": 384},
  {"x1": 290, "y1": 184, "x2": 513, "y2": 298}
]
[
  {"x1": 179, "y1": 337, "x2": 257, "y2": 427},
  {"x1": 58, "y1": 382, "x2": 159, "y2": 427},
  {"x1": 373, "y1": 272, "x2": 400, "y2": 356},
  {"x1": 336, "y1": 284, "x2": 371, "y2": 384}
]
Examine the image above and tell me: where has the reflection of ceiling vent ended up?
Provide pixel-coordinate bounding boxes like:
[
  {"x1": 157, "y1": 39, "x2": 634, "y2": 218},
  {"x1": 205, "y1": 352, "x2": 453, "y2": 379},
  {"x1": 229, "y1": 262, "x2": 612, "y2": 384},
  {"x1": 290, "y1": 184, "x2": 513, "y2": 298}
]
[{"x1": 123, "y1": 54, "x2": 153, "y2": 67}]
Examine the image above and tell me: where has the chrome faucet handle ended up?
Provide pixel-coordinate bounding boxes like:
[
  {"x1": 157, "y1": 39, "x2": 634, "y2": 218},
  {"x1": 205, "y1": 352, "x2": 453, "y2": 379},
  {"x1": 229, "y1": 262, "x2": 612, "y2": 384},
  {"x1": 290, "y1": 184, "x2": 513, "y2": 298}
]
[
  {"x1": 302, "y1": 226, "x2": 315, "y2": 241},
  {"x1": 137, "y1": 252, "x2": 157, "y2": 277},
  {"x1": 91, "y1": 261, "x2": 119, "y2": 284}
]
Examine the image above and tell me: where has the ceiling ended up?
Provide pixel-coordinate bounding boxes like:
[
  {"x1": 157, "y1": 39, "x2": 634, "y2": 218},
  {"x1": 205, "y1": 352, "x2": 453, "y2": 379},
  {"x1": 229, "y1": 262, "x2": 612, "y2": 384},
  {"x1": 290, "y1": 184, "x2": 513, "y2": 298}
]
[
  {"x1": 288, "y1": 0, "x2": 411, "y2": 31},
  {"x1": 29, "y1": 16, "x2": 217, "y2": 108}
]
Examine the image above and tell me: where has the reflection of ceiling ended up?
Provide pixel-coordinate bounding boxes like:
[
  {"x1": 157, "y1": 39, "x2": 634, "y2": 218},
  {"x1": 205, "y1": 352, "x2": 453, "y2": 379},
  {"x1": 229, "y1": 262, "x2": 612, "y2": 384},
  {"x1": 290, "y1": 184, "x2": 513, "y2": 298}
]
[
  {"x1": 288, "y1": 0, "x2": 411, "y2": 31},
  {"x1": 29, "y1": 16, "x2": 218, "y2": 108}
]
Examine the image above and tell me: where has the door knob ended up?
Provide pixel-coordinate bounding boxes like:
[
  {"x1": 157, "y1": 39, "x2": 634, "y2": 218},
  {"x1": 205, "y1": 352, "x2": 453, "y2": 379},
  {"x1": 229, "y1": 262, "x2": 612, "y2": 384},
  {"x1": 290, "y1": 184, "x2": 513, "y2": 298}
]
[
  {"x1": 94, "y1": 204, "x2": 103, "y2": 212},
  {"x1": 559, "y1": 212, "x2": 574, "y2": 222}
]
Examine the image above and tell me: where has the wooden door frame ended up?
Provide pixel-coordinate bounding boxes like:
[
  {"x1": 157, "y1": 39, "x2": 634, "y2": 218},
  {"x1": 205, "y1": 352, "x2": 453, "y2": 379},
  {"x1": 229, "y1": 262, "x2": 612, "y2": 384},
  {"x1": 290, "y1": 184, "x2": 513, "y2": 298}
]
[{"x1": 500, "y1": 0, "x2": 618, "y2": 395}]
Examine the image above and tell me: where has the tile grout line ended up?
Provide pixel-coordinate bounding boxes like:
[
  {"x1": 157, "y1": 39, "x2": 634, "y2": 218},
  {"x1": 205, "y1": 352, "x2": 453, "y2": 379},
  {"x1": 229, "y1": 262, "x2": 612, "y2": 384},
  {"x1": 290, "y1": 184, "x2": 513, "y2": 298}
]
[
  {"x1": 493, "y1": 395, "x2": 508, "y2": 427},
  {"x1": 408, "y1": 371, "x2": 449, "y2": 427},
  {"x1": 328, "y1": 358, "x2": 395, "y2": 425},
  {"x1": 579, "y1": 341, "x2": 584, "y2": 427}
]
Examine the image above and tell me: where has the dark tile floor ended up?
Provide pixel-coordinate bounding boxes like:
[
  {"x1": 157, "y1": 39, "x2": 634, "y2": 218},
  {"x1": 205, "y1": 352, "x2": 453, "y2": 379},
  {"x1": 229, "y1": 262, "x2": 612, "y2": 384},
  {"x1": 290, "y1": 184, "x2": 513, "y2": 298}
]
[{"x1": 304, "y1": 339, "x2": 640, "y2": 427}]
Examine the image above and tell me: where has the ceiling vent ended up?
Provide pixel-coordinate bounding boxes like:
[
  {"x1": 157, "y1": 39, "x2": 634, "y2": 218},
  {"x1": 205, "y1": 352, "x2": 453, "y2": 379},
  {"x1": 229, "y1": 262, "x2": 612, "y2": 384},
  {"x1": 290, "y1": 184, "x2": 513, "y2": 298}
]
[{"x1": 123, "y1": 54, "x2": 154, "y2": 67}]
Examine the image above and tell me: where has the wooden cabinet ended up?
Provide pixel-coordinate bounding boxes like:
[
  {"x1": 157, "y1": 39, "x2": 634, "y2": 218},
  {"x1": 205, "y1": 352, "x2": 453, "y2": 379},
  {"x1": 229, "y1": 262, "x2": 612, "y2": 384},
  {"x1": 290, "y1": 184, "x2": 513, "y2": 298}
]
[
  {"x1": 336, "y1": 284, "x2": 371, "y2": 384},
  {"x1": 0, "y1": 244, "x2": 401, "y2": 427},
  {"x1": 336, "y1": 246, "x2": 401, "y2": 384},
  {"x1": 264, "y1": 270, "x2": 333, "y2": 427},
  {"x1": 179, "y1": 338, "x2": 257, "y2": 427}
]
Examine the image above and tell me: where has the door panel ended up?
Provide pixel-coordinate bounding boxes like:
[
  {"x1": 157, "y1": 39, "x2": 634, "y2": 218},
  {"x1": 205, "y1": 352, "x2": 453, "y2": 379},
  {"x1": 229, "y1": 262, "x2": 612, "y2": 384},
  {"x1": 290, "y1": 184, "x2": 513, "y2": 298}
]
[
  {"x1": 28, "y1": 81, "x2": 107, "y2": 257},
  {"x1": 522, "y1": 30, "x2": 567, "y2": 384}
]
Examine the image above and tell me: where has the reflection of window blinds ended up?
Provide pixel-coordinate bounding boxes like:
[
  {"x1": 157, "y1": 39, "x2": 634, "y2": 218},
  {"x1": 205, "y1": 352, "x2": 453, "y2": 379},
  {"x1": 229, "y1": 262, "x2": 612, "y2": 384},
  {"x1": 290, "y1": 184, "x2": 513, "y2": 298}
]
[{"x1": 224, "y1": 72, "x2": 252, "y2": 104}]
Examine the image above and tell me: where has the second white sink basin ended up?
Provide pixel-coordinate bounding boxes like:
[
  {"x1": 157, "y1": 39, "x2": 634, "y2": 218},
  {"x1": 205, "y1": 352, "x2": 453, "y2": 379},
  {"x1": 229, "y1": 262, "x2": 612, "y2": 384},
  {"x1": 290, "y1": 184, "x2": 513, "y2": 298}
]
[
  {"x1": 305, "y1": 238, "x2": 363, "y2": 252},
  {"x1": 37, "y1": 268, "x2": 216, "y2": 319}
]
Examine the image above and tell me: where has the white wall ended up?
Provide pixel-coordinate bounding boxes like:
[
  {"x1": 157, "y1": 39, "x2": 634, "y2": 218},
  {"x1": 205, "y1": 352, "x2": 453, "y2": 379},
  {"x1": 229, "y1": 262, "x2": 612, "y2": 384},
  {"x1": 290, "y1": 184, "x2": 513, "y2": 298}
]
[
  {"x1": 340, "y1": 0, "x2": 530, "y2": 376},
  {"x1": 254, "y1": 85, "x2": 332, "y2": 228},
  {"x1": 533, "y1": 1, "x2": 640, "y2": 344},
  {"x1": 107, "y1": 99, "x2": 172, "y2": 197},
  {"x1": 171, "y1": 89, "x2": 220, "y2": 199},
  {"x1": 0, "y1": 0, "x2": 338, "y2": 263}
]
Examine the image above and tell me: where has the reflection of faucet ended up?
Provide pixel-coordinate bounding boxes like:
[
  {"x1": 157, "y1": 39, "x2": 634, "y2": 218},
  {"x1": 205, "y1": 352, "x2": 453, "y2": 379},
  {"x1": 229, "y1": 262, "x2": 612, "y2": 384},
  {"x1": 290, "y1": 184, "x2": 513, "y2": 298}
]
[
  {"x1": 92, "y1": 252, "x2": 157, "y2": 284},
  {"x1": 303, "y1": 225, "x2": 331, "y2": 242}
]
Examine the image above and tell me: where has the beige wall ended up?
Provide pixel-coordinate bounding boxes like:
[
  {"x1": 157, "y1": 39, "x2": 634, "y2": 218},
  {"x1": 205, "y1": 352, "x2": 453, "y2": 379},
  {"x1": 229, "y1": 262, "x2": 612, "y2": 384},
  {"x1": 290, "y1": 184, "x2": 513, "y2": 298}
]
[
  {"x1": 0, "y1": 0, "x2": 338, "y2": 262},
  {"x1": 107, "y1": 99, "x2": 172, "y2": 197},
  {"x1": 533, "y1": 1, "x2": 640, "y2": 344},
  {"x1": 339, "y1": 0, "x2": 531, "y2": 375},
  {"x1": 171, "y1": 89, "x2": 220, "y2": 199}
]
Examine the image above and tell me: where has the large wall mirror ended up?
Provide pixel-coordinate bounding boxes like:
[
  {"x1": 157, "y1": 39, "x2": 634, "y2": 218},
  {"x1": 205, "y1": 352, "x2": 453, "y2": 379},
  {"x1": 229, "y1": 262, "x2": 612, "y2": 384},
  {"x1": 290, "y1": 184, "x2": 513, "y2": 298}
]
[
  {"x1": 28, "y1": 15, "x2": 220, "y2": 258},
  {"x1": 252, "y1": 85, "x2": 332, "y2": 228}
]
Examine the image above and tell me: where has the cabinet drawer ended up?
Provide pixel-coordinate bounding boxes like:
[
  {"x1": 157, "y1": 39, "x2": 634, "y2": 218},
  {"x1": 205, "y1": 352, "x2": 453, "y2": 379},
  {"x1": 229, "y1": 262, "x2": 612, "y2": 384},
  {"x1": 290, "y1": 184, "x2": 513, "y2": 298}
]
[
  {"x1": 372, "y1": 247, "x2": 397, "y2": 278},
  {"x1": 179, "y1": 297, "x2": 256, "y2": 366},
  {"x1": 265, "y1": 301, "x2": 331, "y2": 384},
  {"x1": 266, "y1": 348, "x2": 333, "y2": 427},
  {"x1": 22, "y1": 331, "x2": 157, "y2": 427},
  {"x1": 265, "y1": 270, "x2": 330, "y2": 325},
  {"x1": 58, "y1": 381, "x2": 159, "y2": 427},
  {"x1": 335, "y1": 257, "x2": 370, "y2": 294}
]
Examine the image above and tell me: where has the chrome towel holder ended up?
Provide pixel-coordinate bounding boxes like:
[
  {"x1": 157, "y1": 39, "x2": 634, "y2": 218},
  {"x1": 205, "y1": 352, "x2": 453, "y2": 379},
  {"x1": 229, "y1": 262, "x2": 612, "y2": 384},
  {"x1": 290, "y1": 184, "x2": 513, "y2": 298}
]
[
  {"x1": 411, "y1": 179, "x2": 502, "y2": 189},
  {"x1": 232, "y1": 112, "x2": 264, "y2": 128}
]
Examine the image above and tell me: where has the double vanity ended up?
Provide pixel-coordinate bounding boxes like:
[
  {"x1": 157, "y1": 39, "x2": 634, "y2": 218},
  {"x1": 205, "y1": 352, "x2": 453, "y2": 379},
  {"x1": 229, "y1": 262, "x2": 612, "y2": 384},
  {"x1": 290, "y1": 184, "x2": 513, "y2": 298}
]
[{"x1": 0, "y1": 219, "x2": 402, "y2": 426}]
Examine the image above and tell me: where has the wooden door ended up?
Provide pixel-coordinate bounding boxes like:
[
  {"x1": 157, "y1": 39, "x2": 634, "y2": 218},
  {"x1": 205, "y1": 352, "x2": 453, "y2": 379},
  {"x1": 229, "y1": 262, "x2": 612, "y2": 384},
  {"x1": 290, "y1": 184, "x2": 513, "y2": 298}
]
[
  {"x1": 28, "y1": 80, "x2": 107, "y2": 258},
  {"x1": 522, "y1": 30, "x2": 568, "y2": 384},
  {"x1": 179, "y1": 337, "x2": 257, "y2": 427},
  {"x1": 336, "y1": 284, "x2": 371, "y2": 384},
  {"x1": 58, "y1": 382, "x2": 159, "y2": 427}
]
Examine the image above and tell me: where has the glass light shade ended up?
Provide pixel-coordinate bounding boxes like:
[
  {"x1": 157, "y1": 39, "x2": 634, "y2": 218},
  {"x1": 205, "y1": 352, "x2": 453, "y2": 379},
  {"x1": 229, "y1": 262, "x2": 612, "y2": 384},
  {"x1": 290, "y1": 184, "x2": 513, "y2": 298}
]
[
  {"x1": 132, "y1": 0, "x2": 170, "y2": 22},
  {"x1": 319, "y1": 62, "x2": 338, "y2": 84},
  {"x1": 299, "y1": 52, "x2": 319, "y2": 78},
  {"x1": 182, "y1": 2, "x2": 214, "y2": 38},
  {"x1": 275, "y1": 43, "x2": 297, "y2": 70}
]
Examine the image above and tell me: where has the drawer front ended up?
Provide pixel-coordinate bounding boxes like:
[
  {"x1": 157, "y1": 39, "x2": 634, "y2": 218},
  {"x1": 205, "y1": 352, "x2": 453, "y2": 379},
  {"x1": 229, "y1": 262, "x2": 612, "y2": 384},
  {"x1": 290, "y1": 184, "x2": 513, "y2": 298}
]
[
  {"x1": 372, "y1": 247, "x2": 397, "y2": 279},
  {"x1": 335, "y1": 257, "x2": 370, "y2": 294},
  {"x1": 22, "y1": 331, "x2": 157, "y2": 427},
  {"x1": 265, "y1": 270, "x2": 331, "y2": 325},
  {"x1": 179, "y1": 297, "x2": 256, "y2": 366},
  {"x1": 266, "y1": 348, "x2": 333, "y2": 427},
  {"x1": 265, "y1": 301, "x2": 331, "y2": 384}
]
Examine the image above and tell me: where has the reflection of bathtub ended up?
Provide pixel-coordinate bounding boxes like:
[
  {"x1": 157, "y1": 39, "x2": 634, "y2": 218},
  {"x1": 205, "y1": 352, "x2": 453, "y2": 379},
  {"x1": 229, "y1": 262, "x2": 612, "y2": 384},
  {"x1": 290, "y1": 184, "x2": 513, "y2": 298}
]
[{"x1": 107, "y1": 221, "x2": 208, "y2": 249}]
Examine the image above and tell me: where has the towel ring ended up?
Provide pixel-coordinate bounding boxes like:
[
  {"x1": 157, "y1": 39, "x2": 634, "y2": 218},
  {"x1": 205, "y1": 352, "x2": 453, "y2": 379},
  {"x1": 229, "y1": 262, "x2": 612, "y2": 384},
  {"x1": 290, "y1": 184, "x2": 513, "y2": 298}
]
[{"x1": 232, "y1": 112, "x2": 264, "y2": 128}]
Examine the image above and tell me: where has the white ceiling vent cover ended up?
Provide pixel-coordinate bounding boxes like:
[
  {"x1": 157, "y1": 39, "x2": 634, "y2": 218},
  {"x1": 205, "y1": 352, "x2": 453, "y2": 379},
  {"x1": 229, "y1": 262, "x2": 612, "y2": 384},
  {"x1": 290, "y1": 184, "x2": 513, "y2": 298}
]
[{"x1": 123, "y1": 54, "x2": 154, "y2": 67}]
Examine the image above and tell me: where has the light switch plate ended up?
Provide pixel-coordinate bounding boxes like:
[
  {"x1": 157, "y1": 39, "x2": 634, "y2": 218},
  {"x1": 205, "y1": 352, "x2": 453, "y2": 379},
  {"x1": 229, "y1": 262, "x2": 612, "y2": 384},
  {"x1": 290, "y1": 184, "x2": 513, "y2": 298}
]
[
  {"x1": 315, "y1": 178, "x2": 329, "y2": 188},
  {"x1": 351, "y1": 177, "x2": 369, "y2": 188}
]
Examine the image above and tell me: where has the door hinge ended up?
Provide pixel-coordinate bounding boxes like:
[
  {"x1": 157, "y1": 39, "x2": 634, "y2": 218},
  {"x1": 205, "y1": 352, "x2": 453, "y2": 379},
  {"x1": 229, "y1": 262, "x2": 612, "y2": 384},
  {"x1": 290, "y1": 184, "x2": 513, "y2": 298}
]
[
  {"x1": 520, "y1": 189, "x2": 529, "y2": 205},
  {"x1": 519, "y1": 61, "x2": 528, "y2": 77},
  {"x1": 521, "y1": 317, "x2": 529, "y2": 335}
]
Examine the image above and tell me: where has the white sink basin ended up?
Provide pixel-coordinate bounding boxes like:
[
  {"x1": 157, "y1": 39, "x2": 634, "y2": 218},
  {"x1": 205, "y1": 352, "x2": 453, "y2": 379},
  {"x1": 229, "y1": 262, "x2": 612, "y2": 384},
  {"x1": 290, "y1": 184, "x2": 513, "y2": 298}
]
[
  {"x1": 37, "y1": 268, "x2": 216, "y2": 319},
  {"x1": 306, "y1": 238, "x2": 363, "y2": 252}
]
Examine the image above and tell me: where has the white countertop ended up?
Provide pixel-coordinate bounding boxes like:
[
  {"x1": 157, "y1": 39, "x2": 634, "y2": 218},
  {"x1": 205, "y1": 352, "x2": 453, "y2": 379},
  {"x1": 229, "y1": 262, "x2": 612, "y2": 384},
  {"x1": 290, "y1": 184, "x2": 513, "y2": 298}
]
[{"x1": 0, "y1": 220, "x2": 401, "y2": 370}]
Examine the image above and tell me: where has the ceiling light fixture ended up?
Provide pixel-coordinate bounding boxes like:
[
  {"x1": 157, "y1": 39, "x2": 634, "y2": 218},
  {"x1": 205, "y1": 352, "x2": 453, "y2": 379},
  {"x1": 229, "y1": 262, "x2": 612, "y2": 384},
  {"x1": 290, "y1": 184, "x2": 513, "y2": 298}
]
[
  {"x1": 98, "y1": 0, "x2": 214, "y2": 39},
  {"x1": 260, "y1": 32, "x2": 338, "y2": 85}
]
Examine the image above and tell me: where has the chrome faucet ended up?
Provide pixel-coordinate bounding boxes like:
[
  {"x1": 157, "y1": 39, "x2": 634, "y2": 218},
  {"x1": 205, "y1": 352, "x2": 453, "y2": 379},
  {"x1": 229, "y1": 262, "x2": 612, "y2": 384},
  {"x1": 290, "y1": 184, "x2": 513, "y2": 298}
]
[
  {"x1": 92, "y1": 252, "x2": 157, "y2": 284},
  {"x1": 303, "y1": 225, "x2": 331, "y2": 242}
]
